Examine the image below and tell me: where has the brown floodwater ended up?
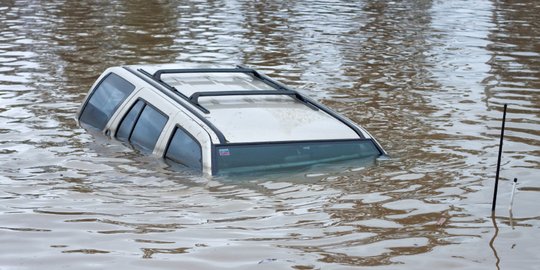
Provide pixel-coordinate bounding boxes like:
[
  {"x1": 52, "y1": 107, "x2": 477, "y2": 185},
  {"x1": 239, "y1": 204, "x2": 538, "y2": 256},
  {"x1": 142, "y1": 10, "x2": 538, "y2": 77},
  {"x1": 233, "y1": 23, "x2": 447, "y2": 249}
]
[{"x1": 0, "y1": 0, "x2": 539, "y2": 269}]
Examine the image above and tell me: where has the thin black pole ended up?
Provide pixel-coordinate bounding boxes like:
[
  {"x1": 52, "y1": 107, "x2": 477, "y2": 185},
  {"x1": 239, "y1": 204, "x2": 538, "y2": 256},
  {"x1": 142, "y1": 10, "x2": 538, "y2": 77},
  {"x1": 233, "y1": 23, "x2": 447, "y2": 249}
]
[{"x1": 492, "y1": 104, "x2": 507, "y2": 212}]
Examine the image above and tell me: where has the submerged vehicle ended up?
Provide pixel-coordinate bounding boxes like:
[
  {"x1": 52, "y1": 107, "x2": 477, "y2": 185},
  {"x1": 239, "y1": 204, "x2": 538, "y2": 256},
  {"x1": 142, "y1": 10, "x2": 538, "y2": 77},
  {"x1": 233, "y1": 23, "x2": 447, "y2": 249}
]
[{"x1": 77, "y1": 64, "x2": 387, "y2": 175}]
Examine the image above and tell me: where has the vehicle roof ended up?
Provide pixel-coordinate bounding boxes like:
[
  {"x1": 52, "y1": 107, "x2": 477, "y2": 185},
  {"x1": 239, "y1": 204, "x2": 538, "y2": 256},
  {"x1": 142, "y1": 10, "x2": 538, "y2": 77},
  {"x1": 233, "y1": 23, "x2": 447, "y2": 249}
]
[{"x1": 125, "y1": 64, "x2": 367, "y2": 143}]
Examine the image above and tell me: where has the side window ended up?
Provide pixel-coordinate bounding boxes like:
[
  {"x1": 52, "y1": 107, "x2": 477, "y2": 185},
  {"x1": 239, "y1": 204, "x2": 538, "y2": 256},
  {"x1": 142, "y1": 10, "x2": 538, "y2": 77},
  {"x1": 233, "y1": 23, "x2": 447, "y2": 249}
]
[
  {"x1": 117, "y1": 100, "x2": 168, "y2": 153},
  {"x1": 117, "y1": 100, "x2": 144, "y2": 141},
  {"x1": 80, "y1": 73, "x2": 135, "y2": 130},
  {"x1": 165, "y1": 127, "x2": 202, "y2": 170}
]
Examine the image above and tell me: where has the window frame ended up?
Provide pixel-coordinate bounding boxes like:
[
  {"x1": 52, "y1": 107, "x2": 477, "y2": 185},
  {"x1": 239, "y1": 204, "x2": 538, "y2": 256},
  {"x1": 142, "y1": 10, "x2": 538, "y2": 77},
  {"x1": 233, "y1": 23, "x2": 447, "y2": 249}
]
[
  {"x1": 116, "y1": 99, "x2": 145, "y2": 141},
  {"x1": 115, "y1": 98, "x2": 169, "y2": 153},
  {"x1": 164, "y1": 125, "x2": 203, "y2": 171},
  {"x1": 78, "y1": 72, "x2": 136, "y2": 130}
]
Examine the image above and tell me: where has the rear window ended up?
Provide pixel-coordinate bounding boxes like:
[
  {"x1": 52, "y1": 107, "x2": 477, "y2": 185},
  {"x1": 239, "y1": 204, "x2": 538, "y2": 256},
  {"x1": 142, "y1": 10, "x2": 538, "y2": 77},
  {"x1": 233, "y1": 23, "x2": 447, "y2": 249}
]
[
  {"x1": 79, "y1": 73, "x2": 135, "y2": 130},
  {"x1": 214, "y1": 139, "x2": 381, "y2": 174},
  {"x1": 117, "y1": 100, "x2": 168, "y2": 153}
]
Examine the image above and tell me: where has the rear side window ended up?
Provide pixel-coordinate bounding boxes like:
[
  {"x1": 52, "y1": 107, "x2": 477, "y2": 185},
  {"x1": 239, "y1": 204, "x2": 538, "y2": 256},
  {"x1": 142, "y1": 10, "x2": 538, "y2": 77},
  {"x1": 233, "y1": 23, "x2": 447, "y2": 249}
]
[
  {"x1": 79, "y1": 73, "x2": 135, "y2": 130},
  {"x1": 117, "y1": 100, "x2": 168, "y2": 153},
  {"x1": 165, "y1": 127, "x2": 202, "y2": 170}
]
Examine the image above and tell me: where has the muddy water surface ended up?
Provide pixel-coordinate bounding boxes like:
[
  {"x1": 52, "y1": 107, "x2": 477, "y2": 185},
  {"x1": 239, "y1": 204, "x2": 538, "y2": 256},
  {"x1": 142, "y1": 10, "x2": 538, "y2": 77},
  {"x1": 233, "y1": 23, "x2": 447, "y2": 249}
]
[{"x1": 0, "y1": 0, "x2": 539, "y2": 269}]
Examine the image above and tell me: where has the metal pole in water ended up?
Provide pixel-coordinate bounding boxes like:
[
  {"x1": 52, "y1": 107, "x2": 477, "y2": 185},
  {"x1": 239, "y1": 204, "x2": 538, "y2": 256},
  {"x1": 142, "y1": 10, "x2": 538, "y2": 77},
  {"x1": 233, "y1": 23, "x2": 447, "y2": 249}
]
[
  {"x1": 509, "y1": 178, "x2": 518, "y2": 212},
  {"x1": 492, "y1": 104, "x2": 507, "y2": 213}
]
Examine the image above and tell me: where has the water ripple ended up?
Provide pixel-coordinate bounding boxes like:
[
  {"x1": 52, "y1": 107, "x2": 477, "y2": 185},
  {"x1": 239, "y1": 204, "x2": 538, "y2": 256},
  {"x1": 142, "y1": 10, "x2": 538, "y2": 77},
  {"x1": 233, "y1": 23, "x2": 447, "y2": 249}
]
[{"x1": 0, "y1": 0, "x2": 539, "y2": 269}]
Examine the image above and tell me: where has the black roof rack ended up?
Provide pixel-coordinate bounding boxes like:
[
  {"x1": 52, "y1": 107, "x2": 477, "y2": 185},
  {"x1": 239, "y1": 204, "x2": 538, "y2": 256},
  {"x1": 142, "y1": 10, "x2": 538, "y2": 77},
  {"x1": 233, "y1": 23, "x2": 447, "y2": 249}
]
[
  {"x1": 152, "y1": 65, "x2": 289, "y2": 92},
  {"x1": 153, "y1": 67, "x2": 255, "y2": 81},
  {"x1": 132, "y1": 66, "x2": 366, "y2": 140},
  {"x1": 139, "y1": 66, "x2": 315, "y2": 113},
  {"x1": 188, "y1": 90, "x2": 317, "y2": 113},
  {"x1": 190, "y1": 90, "x2": 304, "y2": 104}
]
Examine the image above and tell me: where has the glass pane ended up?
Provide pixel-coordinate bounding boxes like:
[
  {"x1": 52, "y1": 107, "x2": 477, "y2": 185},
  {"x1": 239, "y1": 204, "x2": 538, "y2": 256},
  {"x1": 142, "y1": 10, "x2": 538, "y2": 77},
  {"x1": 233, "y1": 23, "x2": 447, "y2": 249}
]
[
  {"x1": 117, "y1": 100, "x2": 145, "y2": 141},
  {"x1": 80, "y1": 73, "x2": 135, "y2": 130},
  {"x1": 130, "y1": 105, "x2": 167, "y2": 152},
  {"x1": 216, "y1": 140, "x2": 380, "y2": 174},
  {"x1": 165, "y1": 127, "x2": 202, "y2": 170}
]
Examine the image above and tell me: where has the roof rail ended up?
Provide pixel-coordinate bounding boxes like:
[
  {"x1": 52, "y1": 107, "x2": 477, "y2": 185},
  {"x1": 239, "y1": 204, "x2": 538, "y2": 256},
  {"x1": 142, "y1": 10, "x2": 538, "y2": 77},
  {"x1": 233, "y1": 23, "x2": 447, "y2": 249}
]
[
  {"x1": 153, "y1": 65, "x2": 291, "y2": 92},
  {"x1": 153, "y1": 67, "x2": 254, "y2": 81},
  {"x1": 189, "y1": 90, "x2": 316, "y2": 113}
]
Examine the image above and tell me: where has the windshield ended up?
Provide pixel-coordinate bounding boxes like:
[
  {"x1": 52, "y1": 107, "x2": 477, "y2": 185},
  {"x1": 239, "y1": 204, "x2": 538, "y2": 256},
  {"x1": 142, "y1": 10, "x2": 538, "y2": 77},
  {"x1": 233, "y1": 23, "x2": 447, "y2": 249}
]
[{"x1": 214, "y1": 139, "x2": 381, "y2": 174}]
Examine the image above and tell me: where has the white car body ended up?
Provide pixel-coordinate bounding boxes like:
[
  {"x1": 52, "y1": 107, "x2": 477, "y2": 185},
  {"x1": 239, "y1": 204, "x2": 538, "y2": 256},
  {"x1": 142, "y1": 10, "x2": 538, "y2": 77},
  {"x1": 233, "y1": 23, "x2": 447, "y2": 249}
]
[{"x1": 77, "y1": 64, "x2": 386, "y2": 175}]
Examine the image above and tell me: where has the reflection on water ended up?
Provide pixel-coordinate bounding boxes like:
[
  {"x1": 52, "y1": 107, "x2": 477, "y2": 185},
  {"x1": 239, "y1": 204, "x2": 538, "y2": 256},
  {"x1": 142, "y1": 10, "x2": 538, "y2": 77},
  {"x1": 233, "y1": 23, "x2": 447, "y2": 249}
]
[{"x1": 0, "y1": 0, "x2": 539, "y2": 269}]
